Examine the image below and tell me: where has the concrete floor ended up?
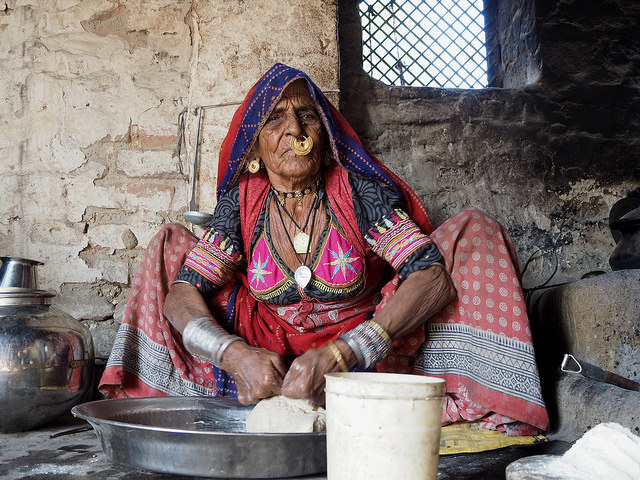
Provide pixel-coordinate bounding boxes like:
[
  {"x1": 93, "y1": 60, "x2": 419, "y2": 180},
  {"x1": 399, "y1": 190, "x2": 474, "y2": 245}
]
[{"x1": 0, "y1": 413, "x2": 571, "y2": 480}]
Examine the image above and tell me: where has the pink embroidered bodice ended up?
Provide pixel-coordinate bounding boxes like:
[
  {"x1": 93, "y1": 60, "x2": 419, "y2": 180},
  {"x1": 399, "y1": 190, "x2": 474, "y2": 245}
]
[
  {"x1": 177, "y1": 174, "x2": 442, "y2": 309},
  {"x1": 249, "y1": 197, "x2": 365, "y2": 303}
]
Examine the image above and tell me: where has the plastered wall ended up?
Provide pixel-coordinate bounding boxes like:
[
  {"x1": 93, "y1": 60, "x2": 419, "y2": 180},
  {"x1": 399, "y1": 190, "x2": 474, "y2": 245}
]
[{"x1": 0, "y1": 0, "x2": 339, "y2": 356}]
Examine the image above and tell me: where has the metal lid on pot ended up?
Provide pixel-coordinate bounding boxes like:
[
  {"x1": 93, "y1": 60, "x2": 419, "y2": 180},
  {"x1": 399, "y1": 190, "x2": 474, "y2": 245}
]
[
  {"x1": 0, "y1": 256, "x2": 43, "y2": 289},
  {"x1": 0, "y1": 257, "x2": 54, "y2": 306}
]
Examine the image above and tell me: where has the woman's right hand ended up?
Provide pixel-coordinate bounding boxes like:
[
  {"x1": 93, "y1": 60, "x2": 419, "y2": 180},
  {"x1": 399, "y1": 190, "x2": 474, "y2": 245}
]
[{"x1": 220, "y1": 341, "x2": 288, "y2": 405}]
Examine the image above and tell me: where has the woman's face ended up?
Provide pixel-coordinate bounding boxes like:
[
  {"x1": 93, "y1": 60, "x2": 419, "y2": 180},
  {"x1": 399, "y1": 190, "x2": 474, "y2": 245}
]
[{"x1": 253, "y1": 80, "x2": 326, "y2": 190}]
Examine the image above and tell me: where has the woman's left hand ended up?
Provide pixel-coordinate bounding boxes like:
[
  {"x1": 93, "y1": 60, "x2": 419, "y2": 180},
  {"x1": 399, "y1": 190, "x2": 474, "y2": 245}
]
[
  {"x1": 280, "y1": 341, "x2": 355, "y2": 406},
  {"x1": 280, "y1": 347, "x2": 333, "y2": 406}
]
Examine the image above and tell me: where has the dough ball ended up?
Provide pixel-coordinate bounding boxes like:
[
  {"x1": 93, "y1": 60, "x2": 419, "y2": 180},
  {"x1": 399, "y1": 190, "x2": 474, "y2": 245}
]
[{"x1": 245, "y1": 395, "x2": 326, "y2": 433}]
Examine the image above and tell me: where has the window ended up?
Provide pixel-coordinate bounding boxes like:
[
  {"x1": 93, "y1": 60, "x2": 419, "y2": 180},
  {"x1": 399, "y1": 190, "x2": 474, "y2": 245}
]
[{"x1": 360, "y1": 0, "x2": 488, "y2": 88}]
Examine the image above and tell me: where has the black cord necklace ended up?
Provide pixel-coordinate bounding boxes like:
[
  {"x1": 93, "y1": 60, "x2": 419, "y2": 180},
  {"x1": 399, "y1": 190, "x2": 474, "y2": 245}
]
[
  {"x1": 273, "y1": 191, "x2": 321, "y2": 288},
  {"x1": 274, "y1": 191, "x2": 317, "y2": 254}
]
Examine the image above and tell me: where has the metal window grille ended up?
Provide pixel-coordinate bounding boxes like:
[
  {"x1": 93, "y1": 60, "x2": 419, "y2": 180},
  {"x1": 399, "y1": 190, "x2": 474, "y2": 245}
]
[{"x1": 360, "y1": 0, "x2": 488, "y2": 88}]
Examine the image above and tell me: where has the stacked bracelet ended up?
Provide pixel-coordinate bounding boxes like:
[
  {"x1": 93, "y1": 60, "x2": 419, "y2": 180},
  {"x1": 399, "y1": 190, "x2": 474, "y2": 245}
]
[
  {"x1": 327, "y1": 340, "x2": 349, "y2": 372},
  {"x1": 338, "y1": 320, "x2": 392, "y2": 370},
  {"x1": 182, "y1": 315, "x2": 244, "y2": 368},
  {"x1": 367, "y1": 320, "x2": 392, "y2": 346},
  {"x1": 340, "y1": 335, "x2": 365, "y2": 366}
]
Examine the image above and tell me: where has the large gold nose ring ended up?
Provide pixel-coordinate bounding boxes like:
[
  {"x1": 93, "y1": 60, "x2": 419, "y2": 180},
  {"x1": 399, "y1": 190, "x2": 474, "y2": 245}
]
[{"x1": 290, "y1": 135, "x2": 313, "y2": 156}]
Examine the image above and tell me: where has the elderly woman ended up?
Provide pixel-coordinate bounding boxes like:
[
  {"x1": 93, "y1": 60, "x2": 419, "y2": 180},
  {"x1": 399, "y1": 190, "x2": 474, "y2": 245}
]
[{"x1": 100, "y1": 63, "x2": 549, "y2": 435}]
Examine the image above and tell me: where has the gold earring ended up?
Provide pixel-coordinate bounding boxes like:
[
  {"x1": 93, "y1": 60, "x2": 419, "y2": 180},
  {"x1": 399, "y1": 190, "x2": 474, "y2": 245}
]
[
  {"x1": 290, "y1": 136, "x2": 313, "y2": 156},
  {"x1": 248, "y1": 159, "x2": 260, "y2": 174}
]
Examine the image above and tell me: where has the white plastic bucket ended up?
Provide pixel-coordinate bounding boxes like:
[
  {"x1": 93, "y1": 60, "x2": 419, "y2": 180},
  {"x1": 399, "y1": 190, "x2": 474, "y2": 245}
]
[{"x1": 325, "y1": 372, "x2": 445, "y2": 480}]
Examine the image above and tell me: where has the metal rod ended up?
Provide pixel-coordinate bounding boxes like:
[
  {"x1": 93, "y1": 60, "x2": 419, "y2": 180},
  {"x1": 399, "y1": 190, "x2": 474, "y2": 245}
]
[{"x1": 188, "y1": 106, "x2": 203, "y2": 211}]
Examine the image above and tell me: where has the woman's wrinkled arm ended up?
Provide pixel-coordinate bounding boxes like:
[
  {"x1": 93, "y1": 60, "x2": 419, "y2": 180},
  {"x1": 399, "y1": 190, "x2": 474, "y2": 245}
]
[
  {"x1": 163, "y1": 282, "x2": 287, "y2": 405},
  {"x1": 367, "y1": 262, "x2": 456, "y2": 341},
  {"x1": 164, "y1": 282, "x2": 212, "y2": 334}
]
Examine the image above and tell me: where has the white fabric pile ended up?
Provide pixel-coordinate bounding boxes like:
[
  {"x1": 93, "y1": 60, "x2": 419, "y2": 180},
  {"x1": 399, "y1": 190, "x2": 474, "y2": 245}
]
[{"x1": 548, "y1": 422, "x2": 640, "y2": 479}]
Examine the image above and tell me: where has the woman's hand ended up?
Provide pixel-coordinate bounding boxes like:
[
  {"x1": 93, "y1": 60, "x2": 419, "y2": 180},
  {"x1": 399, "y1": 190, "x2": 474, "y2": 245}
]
[
  {"x1": 280, "y1": 264, "x2": 456, "y2": 405},
  {"x1": 221, "y1": 341, "x2": 288, "y2": 405},
  {"x1": 281, "y1": 341, "x2": 355, "y2": 406}
]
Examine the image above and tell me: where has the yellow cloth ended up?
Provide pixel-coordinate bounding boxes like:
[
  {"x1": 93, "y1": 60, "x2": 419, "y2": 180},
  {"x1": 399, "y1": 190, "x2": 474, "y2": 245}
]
[{"x1": 439, "y1": 422, "x2": 547, "y2": 455}]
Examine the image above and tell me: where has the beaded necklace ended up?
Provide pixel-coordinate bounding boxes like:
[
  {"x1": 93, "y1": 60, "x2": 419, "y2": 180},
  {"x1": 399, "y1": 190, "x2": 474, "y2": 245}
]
[{"x1": 272, "y1": 177, "x2": 322, "y2": 206}]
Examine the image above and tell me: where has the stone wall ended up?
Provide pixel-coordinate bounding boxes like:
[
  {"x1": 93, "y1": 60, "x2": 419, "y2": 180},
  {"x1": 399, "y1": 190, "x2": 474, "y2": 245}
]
[
  {"x1": 339, "y1": 0, "x2": 639, "y2": 288},
  {"x1": 0, "y1": 0, "x2": 338, "y2": 358}
]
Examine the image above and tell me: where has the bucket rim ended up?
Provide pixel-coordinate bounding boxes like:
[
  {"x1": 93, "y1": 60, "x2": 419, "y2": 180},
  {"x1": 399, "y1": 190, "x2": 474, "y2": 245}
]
[
  {"x1": 325, "y1": 372, "x2": 445, "y2": 384},
  {"x1": 324, "y1": 372, "x2": 445, "y2": 398}
]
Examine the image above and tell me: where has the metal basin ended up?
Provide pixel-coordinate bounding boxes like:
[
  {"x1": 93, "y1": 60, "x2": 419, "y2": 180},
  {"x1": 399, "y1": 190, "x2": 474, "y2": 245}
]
[{"x1": 72, "y1": 396, "x2": 327, "y2": 478}]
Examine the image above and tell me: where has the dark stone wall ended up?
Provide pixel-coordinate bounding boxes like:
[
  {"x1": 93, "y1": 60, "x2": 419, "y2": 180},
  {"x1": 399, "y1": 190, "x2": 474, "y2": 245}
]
[
  {"x1": 338, "y1": 0, "x2": 640, "y2": 286},
  {"x1": 485, "y1": 0, "x2": 541, "y2": 87}
]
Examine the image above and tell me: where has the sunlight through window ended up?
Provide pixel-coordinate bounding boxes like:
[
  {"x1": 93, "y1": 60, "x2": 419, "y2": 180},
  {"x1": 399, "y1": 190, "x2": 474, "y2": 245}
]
[{"x1": 360, "y1": 0, "x2": 488, "y2": 88}]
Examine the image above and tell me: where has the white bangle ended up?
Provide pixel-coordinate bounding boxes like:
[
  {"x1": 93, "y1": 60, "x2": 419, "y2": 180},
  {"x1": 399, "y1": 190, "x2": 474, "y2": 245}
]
[
  {"x1": 214, "y1": 336, "x2": 243, "y2": 366},
  {"x1": 182, "y1": 315, "x2": 244, "y2": 368},
  {"x1": 338, "y1": 333, "x2": 365, "y2": 367}
]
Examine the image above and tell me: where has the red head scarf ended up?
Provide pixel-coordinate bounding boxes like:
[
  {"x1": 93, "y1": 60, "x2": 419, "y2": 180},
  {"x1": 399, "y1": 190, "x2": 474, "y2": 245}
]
[{"x1": 216, "y1": 63, "x2": 433, "y2": 234}]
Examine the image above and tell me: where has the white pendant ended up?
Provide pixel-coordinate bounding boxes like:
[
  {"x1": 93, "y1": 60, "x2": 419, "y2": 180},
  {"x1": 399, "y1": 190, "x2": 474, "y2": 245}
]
[
  {"x1": 294, "y1": 265, "x2": 312, "y2": 289},
  {"x1": 293, "y1": 231, "x2": 310, "y2": 254}
]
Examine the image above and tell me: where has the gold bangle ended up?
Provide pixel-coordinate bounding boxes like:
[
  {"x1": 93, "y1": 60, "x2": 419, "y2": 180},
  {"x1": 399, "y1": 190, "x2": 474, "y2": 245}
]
[
  {"x1": 327, "y1": 340, "x2": 349, "y2": 372},
  {"x1": 366, "y1": 320, "x2": 392, "y2": 347}
]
